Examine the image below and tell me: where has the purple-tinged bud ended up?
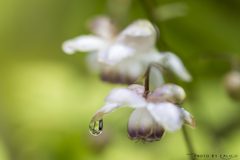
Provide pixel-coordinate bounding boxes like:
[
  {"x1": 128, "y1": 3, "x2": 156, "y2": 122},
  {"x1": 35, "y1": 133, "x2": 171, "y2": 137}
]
[
  {"x1": 127, "y1": 108, "x2": 164, "y2": 142},
  {"x1": 224, "y1": 71, "x2": 240, "y2": 100}
]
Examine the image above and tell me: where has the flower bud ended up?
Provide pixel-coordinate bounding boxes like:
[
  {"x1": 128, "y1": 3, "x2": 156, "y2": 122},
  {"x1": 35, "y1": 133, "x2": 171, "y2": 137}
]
[
  {"x1": 127, "y1": 108, "x2": 165, "y2": 142},
  {"x1": 147, "y1": 83, "x2": 186, "y2": 105},
  {"x1": 224, "y1": 71, "x2": 240, "y2": 100}
]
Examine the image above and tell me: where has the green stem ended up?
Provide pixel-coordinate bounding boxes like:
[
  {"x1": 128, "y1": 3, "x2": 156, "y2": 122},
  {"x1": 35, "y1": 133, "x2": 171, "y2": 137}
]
[{"x1": 182, "y1": 126, "x2": 196, "y2": 160}]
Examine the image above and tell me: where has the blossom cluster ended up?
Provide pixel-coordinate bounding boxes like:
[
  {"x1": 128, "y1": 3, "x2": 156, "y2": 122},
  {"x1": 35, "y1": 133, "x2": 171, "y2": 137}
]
[
  {"x1": 62, "y1": 16, "x2": 196, "y2": 142},
  {"x1": 62, "y1": 16, "x2": 192, "y2": 88}
]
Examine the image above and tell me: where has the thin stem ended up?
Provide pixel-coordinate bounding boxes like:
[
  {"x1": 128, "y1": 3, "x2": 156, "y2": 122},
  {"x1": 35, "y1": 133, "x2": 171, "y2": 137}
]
[
  {"x1": 143, "y1": 65, "x2": 151, "y2": 98},
  {"x1": 182, "y1": 126, "x2": 196, "y2": 160},
  {"x1": 134, "y1": 62, "x2": 175, "y2": 88}
]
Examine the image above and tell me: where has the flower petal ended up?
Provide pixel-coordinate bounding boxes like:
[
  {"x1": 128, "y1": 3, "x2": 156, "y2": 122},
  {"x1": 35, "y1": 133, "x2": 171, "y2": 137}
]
[
  {"x1": 85, "y1": 52, "x2": 101, "y2": 73},
  {"x1": 128, "y1": 108, "x2": 153, "y2": 139},
  {"x1": 160, "y1": 52, "x2": 192, "y2": 82},
  {"x1": 105, "y1": 88, "x2": 147, "y2": 107},
  {"x1": 128, "y1": 108, "x2": 165, "y2": 142},
  {"x1": 100, "y1": 57, "x2": 144, "y2": 84},
  {"x1": 91, "y1": 103, "x2": 120, "y2": 122},
  {"x1": 98, "y1": 43, "x2": 136, "y2": 66},
  {"x1": 147, "y1": 83, "x2": 186, "y2": 105},
  {"x1": 62, "y1": 35, "x2": 108, "y2": 54},
  {"x1": 88, "y1": 16, "x2": 119, "y2": 40},
  {"x1": 147, "y1": 102, "x2": 183, "y2": 132},
  {"x1": 181, "y1": 108, "x2": 196, "y2": 129},
  {"x1": 115, "y1": 19, "x2": 157, "y2": 52},
  {"x1": 149, "y1": 65, "x2": 165, "y2": 91},
  {"x1": 127, "y1": 84, "x2": 145, "y2": 96}
]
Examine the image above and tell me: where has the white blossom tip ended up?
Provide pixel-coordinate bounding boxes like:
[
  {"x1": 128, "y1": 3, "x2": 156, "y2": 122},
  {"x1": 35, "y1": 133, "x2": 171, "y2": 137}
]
[
  {"x1": 147, "y1": 83, "x2": 186, "y2": 105},
  {"x1": 181, "y1": 108, "x2": 197, "y2": 129},
  {"x1": 160, "y1": 52, "x2": 192, "y2": 82},
  {"x1": 105, "y1": 88, "x2": 147, "y2": 107}
]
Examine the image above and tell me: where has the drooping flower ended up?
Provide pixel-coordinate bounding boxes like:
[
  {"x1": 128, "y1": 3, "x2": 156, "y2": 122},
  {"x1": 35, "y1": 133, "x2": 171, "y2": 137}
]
[
  {"x1": 62, "y1": 16, "x2": 192, "y2": 88},
  {"x1": 89, "y1": 83, "x2": 196, "y2": 142}
]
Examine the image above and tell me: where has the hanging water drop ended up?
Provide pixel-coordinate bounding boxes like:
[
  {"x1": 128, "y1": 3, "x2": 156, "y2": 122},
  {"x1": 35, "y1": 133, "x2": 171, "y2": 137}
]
[{"x1": 89, "y1": 119, "x2": 103, "y2": 136}]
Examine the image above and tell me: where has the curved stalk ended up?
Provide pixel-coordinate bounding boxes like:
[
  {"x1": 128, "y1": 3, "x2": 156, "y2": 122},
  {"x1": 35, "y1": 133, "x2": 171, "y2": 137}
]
[{"x1": 182, "y1": 126, "x2": 196, "y2": 160}]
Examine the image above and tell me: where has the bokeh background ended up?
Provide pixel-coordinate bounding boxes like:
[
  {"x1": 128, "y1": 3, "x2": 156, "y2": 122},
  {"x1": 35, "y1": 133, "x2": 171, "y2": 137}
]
[{"x1": 1, "y1": 0, "x2": 240, "y2": 159}]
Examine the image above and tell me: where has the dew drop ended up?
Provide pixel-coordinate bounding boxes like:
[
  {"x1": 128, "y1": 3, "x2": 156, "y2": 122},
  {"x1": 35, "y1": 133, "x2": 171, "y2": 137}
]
[{"x1": 89, "y1": 119, "x2": 103, "y2": 136}]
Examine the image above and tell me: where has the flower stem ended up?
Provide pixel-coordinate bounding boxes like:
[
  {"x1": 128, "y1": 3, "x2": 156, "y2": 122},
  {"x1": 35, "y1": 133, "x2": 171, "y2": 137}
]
[
  {"x1": 143, "y1": 65, "x2": 151, "y2": 98},
  {"x1": 182, "y1": 126, "x2": 196, "y2": 160}
]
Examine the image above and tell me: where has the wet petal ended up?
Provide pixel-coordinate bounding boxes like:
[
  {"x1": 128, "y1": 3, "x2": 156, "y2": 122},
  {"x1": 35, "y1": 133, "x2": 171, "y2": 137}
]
[
  {"x1": 88, "y1": 16, "x2": 119, "y2": 40},
  {"x1": 62, "y1": 35, "x2": 108, "y2": 54},
  {"x1": 161, "y1": 52, "x2": 192, "y2": 82},
  {"x1": 116, "y1": 19, "x2": 157, "y2": 52},
  {"x1": 147, "y1": 102, "x2": 183, "y2": 132},
  {"x1": 147, "y1": 83, "x2": 186, "y2": 105},
  {"x1": 98, "y1": 43, "x2": 136, "y2": 66},
  {"x1": 91, "y1": 103, "x2": 120, "y2": 122},
  {"x1": 181, "y1": 108, "x2": 196, "y2": 129},
  {"x1": 105, "y1": 88, "x2": 147, "y2": 107}
]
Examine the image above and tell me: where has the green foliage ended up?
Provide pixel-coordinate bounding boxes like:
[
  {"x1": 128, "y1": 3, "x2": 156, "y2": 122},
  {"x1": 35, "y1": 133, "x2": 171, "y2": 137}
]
[{"x1": 0, "y1": 0, "x2": 240, "y2": 159}]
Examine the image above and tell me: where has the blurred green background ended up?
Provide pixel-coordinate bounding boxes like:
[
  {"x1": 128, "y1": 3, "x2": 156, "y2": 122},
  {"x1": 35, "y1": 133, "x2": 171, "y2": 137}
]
[{"x1": 1, "y1": 0, "x2": 240, "y2": 159}]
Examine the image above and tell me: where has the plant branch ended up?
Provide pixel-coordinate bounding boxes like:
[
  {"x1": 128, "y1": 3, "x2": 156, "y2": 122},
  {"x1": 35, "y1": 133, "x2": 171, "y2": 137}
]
[{"x1": 143, "y1": 65, "x2": 151, "y2": 98}]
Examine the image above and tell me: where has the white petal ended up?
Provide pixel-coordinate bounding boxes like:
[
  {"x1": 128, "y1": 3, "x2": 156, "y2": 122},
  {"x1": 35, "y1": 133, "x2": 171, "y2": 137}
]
[
  {"x1": 147, "y1": 102, "x2": 183, "y2": 132},
  {"x1": 105, "y1": 88, "x2": 147, "y2": 107},
  {"x1": 116, "y1": 19, "x2": 157, "y2": 52},
  {"x1": 138, "y1": 50, "x2": 164, "y2": 63},
  {"x1": 147, "y1": 83, "x2": 186, "y2": 105},
  {"x1": 149, "y1": 66, "x2": 165, "y2": 91},
  {"x1": 85, "y1": 52, "x2": 101, "y2": 73},
  {"x1": 127, "y1": 84, "x2": 145, "y2": 96},
  {"x1": 91, "y1": 103, "x2": 120, "y2": 122},
  {"x1": 98, "y1": 43, "x2": 136, "y2": 66},
  {"x1": 128, "y1": 108, "x2": 142, "y2": 138},
  {"x1": 62, "y1": 35, "x2": 108, "y2": 54},
  {"x1": 88, "y1": 16, "x2": 119, "y2": 40},
  {"x1": 100, "y1": 57, "x2": 144, "y2": 84},
  {"x1": 181, "y1": 108, "x2": 196, "y2": 129},
  {"x1": 160, "y1": 52, "x2": 192, "y2": 82},
  {"x1": 125, "y1": 57, "x2": 145, "y2": 81},
  {"x1": 128, "y1": 108, "x2": 154, "y2": 138}
]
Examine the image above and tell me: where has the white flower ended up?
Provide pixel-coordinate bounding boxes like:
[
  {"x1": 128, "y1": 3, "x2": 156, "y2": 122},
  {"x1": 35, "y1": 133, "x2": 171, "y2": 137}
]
[
  {"x1": 90, "y1": 83, "x2": 196, "y2": 142},
  {"x1": 62, "y1": 16, "x2": 192, "y2": 87}
]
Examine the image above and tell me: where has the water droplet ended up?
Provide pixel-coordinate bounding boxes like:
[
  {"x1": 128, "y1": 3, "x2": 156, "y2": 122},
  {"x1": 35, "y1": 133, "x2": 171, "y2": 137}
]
[{"x1": 89, "y1": 119, "x2": 103, "y2": 136}]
